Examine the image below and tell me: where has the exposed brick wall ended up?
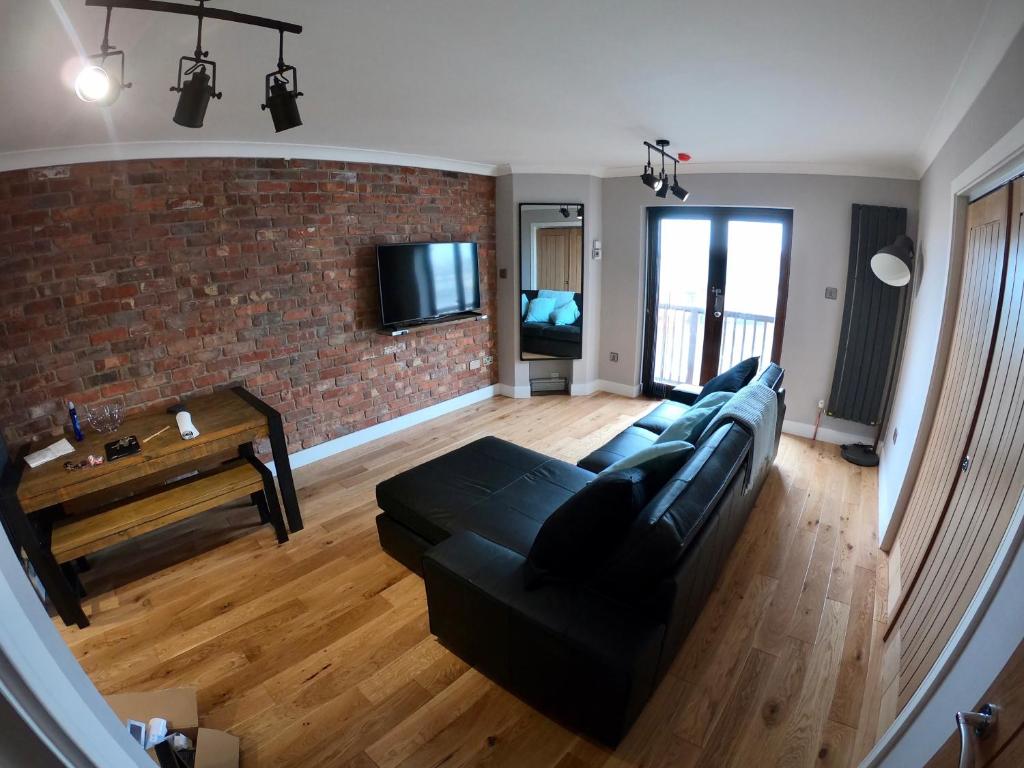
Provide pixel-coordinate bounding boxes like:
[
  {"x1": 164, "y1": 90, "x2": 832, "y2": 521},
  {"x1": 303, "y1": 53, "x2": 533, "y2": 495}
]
[{"x1": 0, "y1": 158, "x2": 497, "y2": 452}]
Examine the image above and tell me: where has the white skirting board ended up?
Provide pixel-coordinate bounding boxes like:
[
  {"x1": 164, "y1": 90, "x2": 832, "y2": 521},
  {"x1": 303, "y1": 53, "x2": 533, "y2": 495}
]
[
  {"x1": 266, "y1": 385, "x2": 498, "y2": 476},
  {"x1": 781, "y1": 419, "x2": 872, "y2": 447},
  {"x1": 595, "y1": 379, "x2": 642, "y2": 398}
]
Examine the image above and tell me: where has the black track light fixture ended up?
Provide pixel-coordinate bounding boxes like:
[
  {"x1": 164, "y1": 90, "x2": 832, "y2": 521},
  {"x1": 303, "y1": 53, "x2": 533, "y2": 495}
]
[
  {"x1": 76, "y1": 0, "x2": 303, "y2": 132},
  {"x1": 262, "y1": 31, "x2": 303, "y2": 132},
  {"x1": 75, "y1": 6, "x2": 131, "y2": 106},
  {"x1": 171, "y1": 13, "x2": 222, "y2": 128},
  {"x1": 575, "y1": 205, "x2": 583, "y2": 220},
  {"x1": 641, "y1": 139, "x2": 691, "y2": 202},
  {"x1": 559, "y1": 206, "x2": 571, "y2": 218}
]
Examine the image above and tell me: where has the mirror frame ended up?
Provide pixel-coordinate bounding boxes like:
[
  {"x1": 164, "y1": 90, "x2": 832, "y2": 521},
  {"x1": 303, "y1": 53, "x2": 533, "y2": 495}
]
[{"x1": 518, "y1": 202, "x2": 585, "y2": 361}]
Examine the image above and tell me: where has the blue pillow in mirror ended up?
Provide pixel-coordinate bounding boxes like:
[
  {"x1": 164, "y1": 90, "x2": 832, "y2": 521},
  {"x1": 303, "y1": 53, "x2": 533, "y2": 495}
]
[
  {"x1": 525, "y1": 297, "x2": 556, "y2": 323},
  {"x1": 550, "y1": 300, "x2": 580, "y2": 325},
  {"x1": 521, "y1": 292, "x2": 528, "y2": 318},
  {"x1": 538, "y1": 289, "x2": 576, "y2": 309}
]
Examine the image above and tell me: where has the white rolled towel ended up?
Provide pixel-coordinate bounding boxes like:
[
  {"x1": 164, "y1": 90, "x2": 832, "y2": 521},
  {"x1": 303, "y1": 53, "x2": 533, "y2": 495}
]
[{"x1": 176, "y1": 411, "x2": 200, "y2": 440}]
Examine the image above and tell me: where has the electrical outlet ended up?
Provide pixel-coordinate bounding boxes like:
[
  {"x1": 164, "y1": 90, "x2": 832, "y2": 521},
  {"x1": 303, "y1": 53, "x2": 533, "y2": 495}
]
[
  {"x1": 825, "y1": 286, "x2": 838, "y2": 300},
  {"x1": 469, "y1": 359, "x2": 481, "y2": 370},
  {"x1": 609, "y1": 352, "x2": 619, "y2": 362},
  {"x1": 483, "y1": 355, "x2": 493, "y2": 365}
]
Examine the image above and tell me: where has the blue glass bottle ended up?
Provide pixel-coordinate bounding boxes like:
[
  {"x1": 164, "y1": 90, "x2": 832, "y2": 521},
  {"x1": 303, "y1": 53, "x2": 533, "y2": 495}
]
[{"x1": 68, "y1": 401, "x2": 84, "y2": 442}]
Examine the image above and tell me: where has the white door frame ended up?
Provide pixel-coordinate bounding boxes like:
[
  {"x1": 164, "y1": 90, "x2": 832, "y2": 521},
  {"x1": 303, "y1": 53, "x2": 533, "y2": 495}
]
[{"x1": 0, "y1": 538, "x2": 151, "y2": 767}]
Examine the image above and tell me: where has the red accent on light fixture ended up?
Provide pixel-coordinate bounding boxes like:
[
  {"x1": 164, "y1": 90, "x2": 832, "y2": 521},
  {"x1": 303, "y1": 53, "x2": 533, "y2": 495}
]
[{"x1": 677, "y1": 152, "x2": 692, "y2": 162}]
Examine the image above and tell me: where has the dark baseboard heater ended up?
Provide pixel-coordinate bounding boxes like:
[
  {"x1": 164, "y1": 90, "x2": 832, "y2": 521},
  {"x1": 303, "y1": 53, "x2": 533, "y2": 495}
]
[{"x1": 827, "y1": 204, "x2": 909, "y2": 425}]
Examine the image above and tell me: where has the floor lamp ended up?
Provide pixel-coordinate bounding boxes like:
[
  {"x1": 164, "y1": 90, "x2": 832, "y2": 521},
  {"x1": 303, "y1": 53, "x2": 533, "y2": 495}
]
[{"x1": 841, "y1": 235, "x2": 916, "y2": 467}]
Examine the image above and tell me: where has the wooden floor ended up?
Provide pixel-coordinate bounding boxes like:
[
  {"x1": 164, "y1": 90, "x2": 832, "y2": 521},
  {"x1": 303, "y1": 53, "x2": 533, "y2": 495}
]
[{"x1": 58, "y1": 393, "x2": 890, "y2": 767}]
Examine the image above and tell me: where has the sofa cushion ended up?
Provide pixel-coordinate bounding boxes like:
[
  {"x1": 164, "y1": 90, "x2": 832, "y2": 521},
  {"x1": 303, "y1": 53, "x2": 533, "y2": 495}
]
[
  {"x1": 577, "y1": 426, "x2": 659, "y2": 473},
  {"x1": 633, "y1": 400, "x2": 689, "y2": 434},
  {"x1": 376, "y1": 436, "x2": 593, "y2": 553},
  {"x1": 600, "y1": 440, "x2": 694, "y2": 479},
  {"x1": 694, "y1": 357, "x2": 758, "y2": 403},
  {"x1": 599, "y1": 424, "x2": 751, "y2": 594},
  {"x1": 655, "y1": 391, "x2": 733, "y2": 445},
  {"x1": 524, "y1": 468, "x2": 649, "y2": 588}
]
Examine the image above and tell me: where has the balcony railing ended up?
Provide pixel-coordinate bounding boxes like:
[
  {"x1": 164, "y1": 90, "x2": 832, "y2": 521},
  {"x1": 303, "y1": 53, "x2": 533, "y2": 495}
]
[{"x1": 653, "y1": 303, "x2": 775, "y2": 387}]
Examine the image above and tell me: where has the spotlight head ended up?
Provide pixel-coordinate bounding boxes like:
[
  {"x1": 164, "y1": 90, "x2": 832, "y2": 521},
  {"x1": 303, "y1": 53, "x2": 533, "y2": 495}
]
[
  {"x1": 641, "y1": 164, "x2": 661, "y2": 191},
  {"x1": 75, "y1": 49, "x2": 129, "y2": 106},
  {"x1": 262, "y1": 67, "x2": 303, "y2": 133},
  {"x1": 559, "y1": 206, "x2": 570, "y2": 218},
  {"x1": 75, "y1": 64, "x2": 116, "y2": 104},
  {"x1": 655, "y1": 171, "x2": 669, "y2": 198},
  {"x1": 575, "y1": 206, "x2": 583, "y2": 220},
  {"x1": 670, "y1": 180, "x2": 689, "y2": 202},
  {"x1": 172, "y1": 59, "x2": 221, "y2": 129}
]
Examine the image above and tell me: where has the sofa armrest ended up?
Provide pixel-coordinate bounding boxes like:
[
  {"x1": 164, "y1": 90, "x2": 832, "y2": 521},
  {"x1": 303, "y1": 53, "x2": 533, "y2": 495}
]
[
  {"x1": 422, "y1": 531, "x2": 665, "y2": 746},
  {"x1": 667, "y1": 384, "x2": 699, "y2": 405}
]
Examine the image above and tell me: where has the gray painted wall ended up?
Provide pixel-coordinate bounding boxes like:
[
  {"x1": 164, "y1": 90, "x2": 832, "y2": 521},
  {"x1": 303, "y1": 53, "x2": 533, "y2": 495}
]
[
  {"x1": 879, "y1": 26, "x2": 1024, "y2": 540},
  {"x1": 496, "y1": 174, "x2": 602, "y2": 393},
  {"x1": 599, "y1": 174, "x2": 919, "y2": 435}
]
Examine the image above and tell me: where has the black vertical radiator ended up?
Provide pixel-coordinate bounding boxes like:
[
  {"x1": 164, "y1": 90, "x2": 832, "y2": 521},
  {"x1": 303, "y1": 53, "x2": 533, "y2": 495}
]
[{"x1": 827, "y1": 204, "x2": 910, "y2": 426}]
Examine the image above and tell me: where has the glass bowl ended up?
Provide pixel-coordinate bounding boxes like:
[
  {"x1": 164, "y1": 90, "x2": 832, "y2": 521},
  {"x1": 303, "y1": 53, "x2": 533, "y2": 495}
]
[{"x1": 85, "y1": 403, "x2": 124, "y2": 434}]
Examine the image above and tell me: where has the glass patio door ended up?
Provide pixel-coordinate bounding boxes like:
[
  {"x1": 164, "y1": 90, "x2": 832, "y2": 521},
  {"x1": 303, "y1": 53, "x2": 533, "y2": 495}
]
[{"x1": 642, "y1": 207, "x2": 792, "y2": 399}]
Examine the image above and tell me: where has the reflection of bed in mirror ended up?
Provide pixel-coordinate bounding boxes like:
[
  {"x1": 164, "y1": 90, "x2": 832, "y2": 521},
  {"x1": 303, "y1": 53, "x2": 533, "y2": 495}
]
[{"x1": 519, "y1": 203, "x2": 584, "y2": 360}]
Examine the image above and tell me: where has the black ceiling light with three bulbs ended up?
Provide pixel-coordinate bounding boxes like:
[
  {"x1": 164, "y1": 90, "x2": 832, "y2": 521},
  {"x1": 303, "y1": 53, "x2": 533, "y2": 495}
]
[
  {"x1": 74, "y1": 0, "x2": 304, "y2": 132},
  {"x1": 640, "y1": 139, "x2": 690, "y2": 202}
]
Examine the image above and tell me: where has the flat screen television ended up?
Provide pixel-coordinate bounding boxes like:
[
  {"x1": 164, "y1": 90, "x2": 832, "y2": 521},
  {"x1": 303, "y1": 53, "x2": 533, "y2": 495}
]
[{"x1": 377, "y1": 242, "x2": 481, "y2": 327}]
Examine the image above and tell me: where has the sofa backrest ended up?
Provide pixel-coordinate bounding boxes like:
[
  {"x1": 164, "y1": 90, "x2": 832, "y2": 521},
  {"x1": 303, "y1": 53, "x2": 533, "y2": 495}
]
[{"x1": 595, "y1": 364, "x2": 785, "y2": 617}]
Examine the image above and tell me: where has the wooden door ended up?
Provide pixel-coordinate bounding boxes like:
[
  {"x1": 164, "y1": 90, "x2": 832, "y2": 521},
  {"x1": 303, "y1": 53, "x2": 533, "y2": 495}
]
[
  {"x1": 566, "y1": 228, "x2": 583, "y2": 292},
  {"x1": 535, "y1": 228, "x2": 568, "y2": 290},
  {"x1": 924, "y1": 635, "x2": 1024, "y2": 767},
  {"x1": 887, "y1": 182, "x2": 1017, "y2": 709}
]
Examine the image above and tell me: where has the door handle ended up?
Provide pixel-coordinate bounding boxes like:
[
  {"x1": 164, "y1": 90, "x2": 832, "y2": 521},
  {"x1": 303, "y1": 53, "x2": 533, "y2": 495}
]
[
  {"x1": 956, "y1": 704, "x2": 996, "y2": 768},
  {"x1": 711, "y1": 286, "x2": 724, "y2": 318}
]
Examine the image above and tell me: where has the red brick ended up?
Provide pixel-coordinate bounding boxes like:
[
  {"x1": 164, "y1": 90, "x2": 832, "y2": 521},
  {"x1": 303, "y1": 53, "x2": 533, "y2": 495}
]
[{"x1": 0, "y1": 157, "x2": 496, "y2": 452}]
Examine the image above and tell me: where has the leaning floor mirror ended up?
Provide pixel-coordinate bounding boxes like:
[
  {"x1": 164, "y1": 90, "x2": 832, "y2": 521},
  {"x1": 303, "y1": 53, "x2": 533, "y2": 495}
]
[{"x1": 519, "y1": 203, "x2": 584, "y2": 360}]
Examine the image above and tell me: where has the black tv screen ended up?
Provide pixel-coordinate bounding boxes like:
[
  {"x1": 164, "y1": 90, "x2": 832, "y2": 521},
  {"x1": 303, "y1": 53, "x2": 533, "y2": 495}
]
[{"x1": 377, "y1": 242, "x2": 481, "y2": 327}]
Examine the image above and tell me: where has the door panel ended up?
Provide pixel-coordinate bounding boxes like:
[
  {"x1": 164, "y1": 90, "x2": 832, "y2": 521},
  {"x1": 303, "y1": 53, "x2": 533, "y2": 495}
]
[
  {"x1": 536, "y1": 228, "x2": 570, "y2": 290},
  {"x1": 895, "y1": 180, "x2": 1022, "y2": 707},
  {"x1": 650, "y1": 217, "x2": 712, "y2": 390},
  {"x1": 720, "y1": 219, "x2": 785, "y2": 375},
  {"x1": 888, "y1": 185, "x2": 1010, "y2": 647}
]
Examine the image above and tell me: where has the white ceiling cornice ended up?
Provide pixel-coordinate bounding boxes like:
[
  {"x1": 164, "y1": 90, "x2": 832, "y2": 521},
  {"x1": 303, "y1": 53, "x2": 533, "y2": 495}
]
[
  {"x1": 0, "y1": 141, "x2": 503, "y2": 177},
  {"x1": 913, "y1": 0, "x2": 1024, "y2": 176},
  {"x1": 598, "y1": 161, "x2": 920, "y2": 181},
  {"x1": 500, "y1": 161, "x2": 918, "y2": 181}
]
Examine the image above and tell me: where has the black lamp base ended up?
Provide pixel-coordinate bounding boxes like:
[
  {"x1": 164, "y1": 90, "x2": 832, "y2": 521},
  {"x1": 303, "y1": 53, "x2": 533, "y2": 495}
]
[{"x1": 841, "y1": 443, "x2": 879, "y2": 467}]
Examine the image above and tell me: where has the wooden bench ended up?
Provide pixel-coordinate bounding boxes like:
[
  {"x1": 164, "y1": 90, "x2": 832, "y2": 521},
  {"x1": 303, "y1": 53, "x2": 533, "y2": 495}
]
[{"x1": 50, "y1": 458, "x2": 287, "y2": 565}]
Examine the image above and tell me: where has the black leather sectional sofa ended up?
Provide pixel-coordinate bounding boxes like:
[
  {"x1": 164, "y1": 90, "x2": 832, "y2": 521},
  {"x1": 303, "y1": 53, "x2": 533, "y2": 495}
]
[{"x1": 375, "y1": 364, "x2": 786, "y2": 745}]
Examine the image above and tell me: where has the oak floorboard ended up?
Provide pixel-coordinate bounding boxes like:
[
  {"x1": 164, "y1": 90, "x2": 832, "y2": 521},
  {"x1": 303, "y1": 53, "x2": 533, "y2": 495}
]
[{"x1": 55, "y1": 394, "x2": 886, "y2": 767}]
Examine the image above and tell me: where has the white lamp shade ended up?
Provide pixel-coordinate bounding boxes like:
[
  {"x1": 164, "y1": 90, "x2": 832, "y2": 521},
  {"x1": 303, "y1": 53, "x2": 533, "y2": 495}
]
[
  {"x1": 870, "y1": 251, "x2": 912, "y2": 286},
  {"x1": 870, "y1": 235, "x2": 915, "y2": 287}
]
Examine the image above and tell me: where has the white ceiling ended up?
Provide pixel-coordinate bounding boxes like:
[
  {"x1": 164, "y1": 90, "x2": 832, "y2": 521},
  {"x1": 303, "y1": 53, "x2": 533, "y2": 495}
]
[{"x1": 1, "y1": 0, "x2": 1022, "y2": 177}]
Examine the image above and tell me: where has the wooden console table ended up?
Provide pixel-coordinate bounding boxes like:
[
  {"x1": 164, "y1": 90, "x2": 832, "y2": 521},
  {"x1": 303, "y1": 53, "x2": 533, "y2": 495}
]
[{"x1": 0, "y1": 386, "x2": 302, "y2": 629}]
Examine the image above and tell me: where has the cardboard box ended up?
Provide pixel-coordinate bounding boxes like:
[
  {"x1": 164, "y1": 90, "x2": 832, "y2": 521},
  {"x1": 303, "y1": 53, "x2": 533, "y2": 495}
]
[{"x1": 105, "y1": 688, "x2": 239, "y2": 768}]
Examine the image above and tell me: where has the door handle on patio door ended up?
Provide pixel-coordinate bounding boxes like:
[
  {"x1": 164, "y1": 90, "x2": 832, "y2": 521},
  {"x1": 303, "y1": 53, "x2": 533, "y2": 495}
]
[{"x1": 711, "y1": 286, "x2": 723, "y2": 318}]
